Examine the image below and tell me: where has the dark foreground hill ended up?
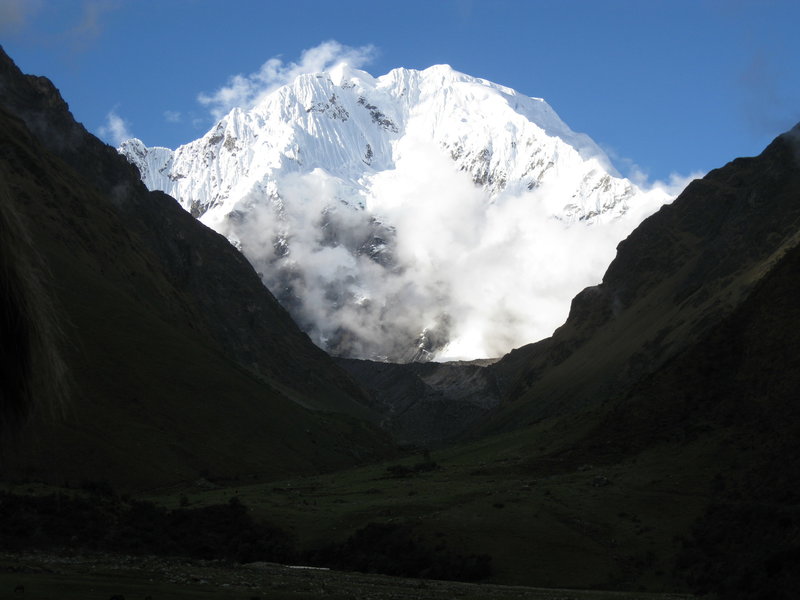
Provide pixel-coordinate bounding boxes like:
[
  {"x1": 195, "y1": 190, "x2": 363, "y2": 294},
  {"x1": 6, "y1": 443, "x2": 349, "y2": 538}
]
[
  {"x1": 0, "y1": 46, "x2": 391, "y2": 490},
  {"x1": 335, "y1": 357, "x2": 501, "y2": 445},
  {"x1": 464, "y1": 123, "x2": 800, "y2": 597},
  {"x1": 486, "y1": 125, "x2": 800, "y2": 428},
  {"x1": 3, "y1": 44, "x2": 800, "y2": 598},
  {"x1": 305, "y1": 125, "x2": 800, "y2": 596}
]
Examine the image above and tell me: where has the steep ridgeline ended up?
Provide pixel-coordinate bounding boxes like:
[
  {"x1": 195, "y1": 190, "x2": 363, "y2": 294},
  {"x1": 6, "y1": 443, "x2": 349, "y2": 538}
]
[
  {"x1": 484, "y1": 124, "x2": 800, "y2": 431},
  {"x1": 0, "y1": 46, "x2": 391, "y2": 490},
  {"x1": 476, "y1": 124, "x2": 800, "y2": 599},
  {"x1": 336, "y1": 357, "x2": 501, "y2": 446},
  {"x1": 122, "y1": 64, "x2": 632, "y2": 221},
  {"x1": 121, "y1": 64, "x2": 670, "y2": 361}
]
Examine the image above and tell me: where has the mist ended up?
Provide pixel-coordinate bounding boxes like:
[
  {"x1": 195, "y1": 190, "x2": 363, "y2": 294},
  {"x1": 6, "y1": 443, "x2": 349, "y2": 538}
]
[
  {"x1": 205, "y1": 134, "x2": 688, "y2": 362},
  {"x1": 154, "y1": 41, "x2": 698, "y2": 363}
]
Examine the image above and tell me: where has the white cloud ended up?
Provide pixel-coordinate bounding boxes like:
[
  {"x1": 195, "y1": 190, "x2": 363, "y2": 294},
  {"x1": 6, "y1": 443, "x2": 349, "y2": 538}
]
[
  {"x1": 208, "y1": 132, "x2": 689, "y2": 361},
  {"x1": 0, "y1": 0, "x2": 41, "y2": 33},
  {"x1": 0, "y1": 0, "x2": 118, "y2": 50},
  {"x1": 163, "y1": 110, "x2": 182, "y2": 123},
  {"x1": 61, "y1": 0, "x2": 121, "y2": 53},
  {"x1": 644, "y1": 171, "x2": 704, "y2": 197},
  {"x1": 98, "y1": 110, "x2": 133, "y2": 146},
  {"x1": 197, "y1": 40, "x2": 377, "y2": 120},
  {"x1": 598, "y1": 140, "x2": 702, "y2": 198},
  {"x1": 69, "y1": 0, "x2": 117, "y2": 39},
  {"x1": 184, "y1": 46, "x2": 696, "y2": 361}
]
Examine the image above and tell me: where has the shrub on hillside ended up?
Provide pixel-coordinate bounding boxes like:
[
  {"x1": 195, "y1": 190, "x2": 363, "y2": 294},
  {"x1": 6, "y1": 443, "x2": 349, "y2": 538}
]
[
  {"x1": 308, "y1": 522, "x2": 491, "y2": 581},
  {"x1": 0, "y1": 491, "x2": 294, "y2": 563}
]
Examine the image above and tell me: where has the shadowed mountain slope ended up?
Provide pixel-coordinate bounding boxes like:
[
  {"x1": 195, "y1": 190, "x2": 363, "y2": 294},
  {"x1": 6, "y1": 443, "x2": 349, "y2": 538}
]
[
  {"x1": 564, "y1": 219, "x2": 800, "y2": 598},
  {"x1": 0, "y1": 47, "x2": 391, "y2": 490},
  {"x1": 0, "y1": 46, "x2": 374, "y2": 419},
  {"x1": 443, "y1": 124, "x2": 800, "y2": 596},
  {"x1": 299, "y1": 126, "x2": 800, "y2": 595},
  {"x1": 484, "y1": 124, "x2": 800, "y2": 430},
  {"x1": 336, "y1": 357, "x2": 501, "y2": 446}
]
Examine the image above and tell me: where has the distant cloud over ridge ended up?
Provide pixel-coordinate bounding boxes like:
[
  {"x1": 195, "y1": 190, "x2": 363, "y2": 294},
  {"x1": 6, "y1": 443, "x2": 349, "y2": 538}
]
[
  {"x1": 197, "y1": 40, "x2": 377, "y2": 120},
  {"x1": 98, "y1": 110, "x2": 133, "y2": 146}
]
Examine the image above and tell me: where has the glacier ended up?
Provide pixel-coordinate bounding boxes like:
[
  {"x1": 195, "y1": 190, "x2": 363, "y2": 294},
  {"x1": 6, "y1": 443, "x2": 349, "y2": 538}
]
[{"x1": 120, "y1": 63, "x2": 674, "y2": 361}]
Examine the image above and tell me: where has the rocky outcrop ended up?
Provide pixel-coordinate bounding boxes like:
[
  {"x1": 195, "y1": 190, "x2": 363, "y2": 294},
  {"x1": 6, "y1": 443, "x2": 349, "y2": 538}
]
[{"x1": 337, "y1": 358, "x2": 501, "y2": 446}]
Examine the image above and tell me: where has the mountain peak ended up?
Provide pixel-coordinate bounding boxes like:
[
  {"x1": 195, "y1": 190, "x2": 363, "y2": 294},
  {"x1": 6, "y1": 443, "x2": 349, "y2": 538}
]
[
  {"x1": 0, "y1": 46, "x2": 390, "y2": 487},
  {"x1": 120, "y1": 63, "x2": 672, "y2": 361}
]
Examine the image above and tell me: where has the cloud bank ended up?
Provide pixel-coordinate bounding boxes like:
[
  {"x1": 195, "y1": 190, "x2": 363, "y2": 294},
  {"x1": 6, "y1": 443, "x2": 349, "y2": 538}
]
[
  {"x1": 98, "y1": 110, "x2": 133, "y2": 146},
  {"x1": 185, "y1": 41, "x2": 696, "y2": 361},
  {"x1": 198, "y1": 41, "x2": 377, "y2": 120},
  {"x1": 211, "y1": 135, "x2": 690, "y2": 362},
  {"x1": 163, "y1": 110, "x2": 182, "y2": 123},
  {"x1": 0, "y1": 0, "x2": 41, "y2": 34}
]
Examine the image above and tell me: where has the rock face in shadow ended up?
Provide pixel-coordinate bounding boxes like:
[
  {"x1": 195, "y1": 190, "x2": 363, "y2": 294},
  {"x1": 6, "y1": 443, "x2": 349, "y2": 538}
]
[
  {"x1": 0, "y1": 46, "x2": 390, "y2": 490},
  {"x1": 336, "y1": 358, "x2": 501, "y2": 446},
  {"x1": 582, "y1": 224, "x2": 800, "y2": 599},
  {"x1": 484, "y1": 123, "x2": 800, "y2": 431},
  {"x1": 472, "y1": 124, "x2": 800, "y2": 598}
]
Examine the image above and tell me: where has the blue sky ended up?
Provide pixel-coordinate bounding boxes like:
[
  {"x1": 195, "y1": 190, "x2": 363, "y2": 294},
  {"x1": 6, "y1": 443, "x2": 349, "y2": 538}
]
[{"x1": 2, "y1": 0, "x2": 799, "y2": 183}]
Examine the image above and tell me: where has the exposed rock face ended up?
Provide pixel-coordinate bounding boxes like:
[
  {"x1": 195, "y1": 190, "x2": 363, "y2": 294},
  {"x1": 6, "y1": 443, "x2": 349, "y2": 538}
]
[
  {"x1": 336, "y1": 358, "x2": 501, "y2": 446},
  {"x1": 0, "y1": 46, "x2": 390, "y2": 489}
]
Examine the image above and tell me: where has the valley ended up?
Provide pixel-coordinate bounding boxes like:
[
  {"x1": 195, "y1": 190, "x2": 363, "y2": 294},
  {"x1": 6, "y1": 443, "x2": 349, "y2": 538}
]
[{"x1": 2, "y1": 41, "x2": 799, "y2": 600}]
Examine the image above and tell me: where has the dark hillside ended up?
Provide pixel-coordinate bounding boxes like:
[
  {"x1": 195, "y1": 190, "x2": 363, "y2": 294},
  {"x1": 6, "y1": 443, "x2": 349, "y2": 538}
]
[
  {"x1": 0, "y1": 45, "x2": 373, "y2": 418},
  {"x1": 486, "y1": 124, "x2": 800, "y2": 429},
  {"x1": 542, "y1": 233, "x2": 800, "y2": 597},
  {"x1": 457, "y1": 124, "x2": 800, "y2": 595},
  {"x1": 0, "y1": 47, "x2": 391, "y2": 490},
  {"x1": 604, "y1": 239, "x2": 800, "y2": 598},
  {"x1": 336, "y1": 357, "x2": 501, "y2": 445}
]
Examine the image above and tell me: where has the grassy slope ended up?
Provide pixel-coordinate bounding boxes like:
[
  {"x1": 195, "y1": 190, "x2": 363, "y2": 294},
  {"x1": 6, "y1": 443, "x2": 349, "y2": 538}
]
[
  {"x1": 134, "y1": 411, "x2": 721, "y2": 593},
  {"x1": 0, "y1": 106, "x2": 391, "y2": 491},
  {"x1": 0, "y1": 45, "x2": 379, "y2": 422},
  {"x1": 128, "y1": 131, "x2": 800, "y2": 594},
  {"x1": 0, "y1": 552, "x2": 696, "y2": 600},
  {"x1": 484, "y1": 129, "x2": 800, "y2": 431}
]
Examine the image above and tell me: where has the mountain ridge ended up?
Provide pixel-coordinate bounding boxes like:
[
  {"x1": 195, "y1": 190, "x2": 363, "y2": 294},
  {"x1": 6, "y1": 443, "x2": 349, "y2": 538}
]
[
  {"x1": 482, "y1": 122, "x2": 800, "y2": 430},
  {"x1": 0, "y1": 45, "x2": 391, "y2": 489},
  {"x1": 122, "y1": 63, "x2": 629, "y2": 222},
  {"x1": 3, "y1": 44, "x2": 800, "y2": 597},
  {"x1": 121, "y1": 62, "x2": 672, "y2": 361}
]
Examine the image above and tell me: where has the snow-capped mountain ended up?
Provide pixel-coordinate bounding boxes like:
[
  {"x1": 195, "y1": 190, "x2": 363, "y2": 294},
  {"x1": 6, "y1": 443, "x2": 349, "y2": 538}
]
[
  {"x1": 122, "y1": 64, "x2": 633, "y2": 223},
  {"x1": 120, "y1": 64, "x2": 672, "y2": 362}
]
